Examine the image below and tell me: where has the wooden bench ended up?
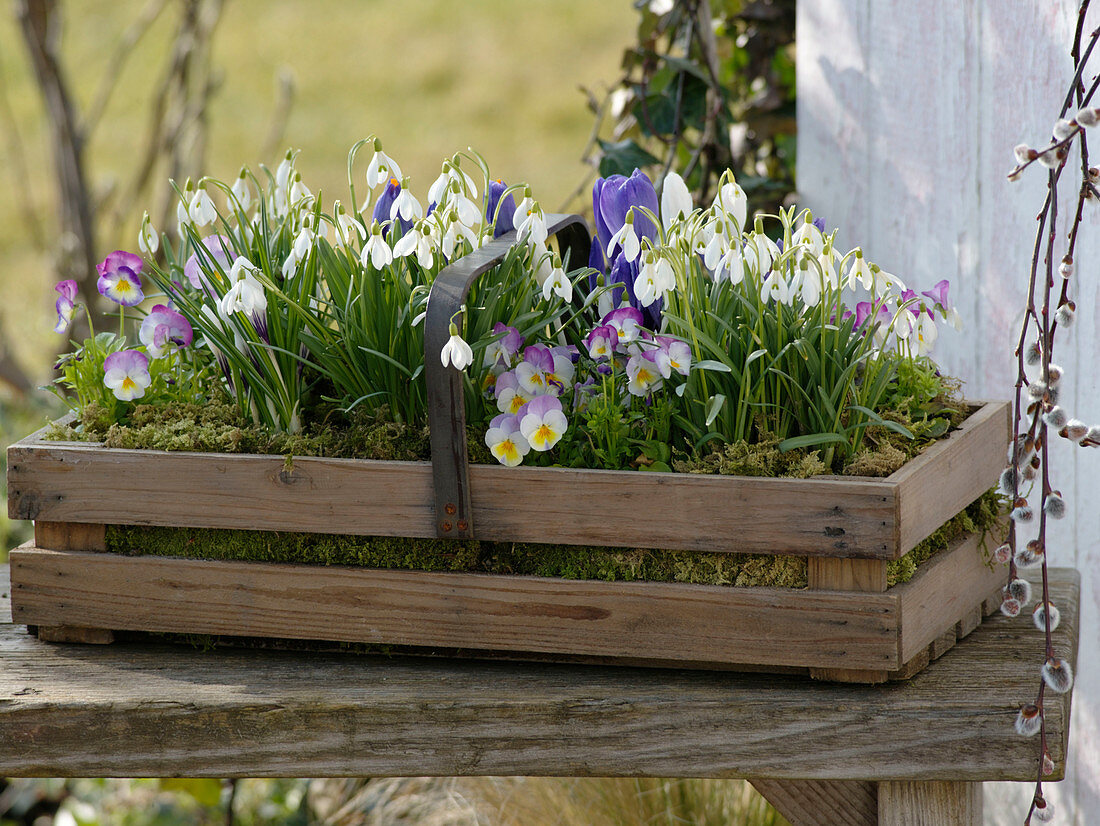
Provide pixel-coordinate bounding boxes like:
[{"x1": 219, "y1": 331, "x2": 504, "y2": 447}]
[{"x1": 0, "y1": 564, "x2": 1079, "y2": 826}]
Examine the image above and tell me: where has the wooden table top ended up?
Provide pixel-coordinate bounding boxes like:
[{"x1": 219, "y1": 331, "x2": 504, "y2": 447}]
[{"x1": 0, "y1": 564, "x2": 1079, "y2": 782}]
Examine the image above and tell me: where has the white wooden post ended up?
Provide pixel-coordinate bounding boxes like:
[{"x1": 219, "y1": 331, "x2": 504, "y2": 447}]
[{"x1": 798, "y1": 2, "x2": 1099, "y2": 822}]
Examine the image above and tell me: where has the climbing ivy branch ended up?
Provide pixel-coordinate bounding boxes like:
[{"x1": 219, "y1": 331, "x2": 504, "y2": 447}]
[{"x1": 1004, "y1": 3, "x2": 1097, "y2": 823}]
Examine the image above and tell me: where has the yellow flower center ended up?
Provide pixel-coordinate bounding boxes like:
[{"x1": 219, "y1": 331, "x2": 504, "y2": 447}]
[{"x1": 121, "y1": 377, "x2": 137, "y2": 391}]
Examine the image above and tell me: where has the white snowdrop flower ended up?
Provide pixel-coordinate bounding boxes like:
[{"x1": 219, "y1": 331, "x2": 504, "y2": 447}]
[
  {"x1": 138, "y1": 211, "x2": 159, "y2": 255},
  {"x1": 334, "y1": 201, "x2": 367, "y2": 245},
  {"x1": 1053, "y1": 118, "x2": 1078, "y2": 140},
  {"x1": 1076, "y1": 107, "x2": 1100, "y2": 126},
  {"x1": 607, "y1": 210, "x2": 642, "y2": 262},
  {"x1": 393, "y1": 223, "x2": 435, "y2": 269},
  {"x1": 218, "y1": 258, "x2": 267, "y2": 319},
  {"x1": 428, "y1": 167, "x2": 451, "y2": 206},
  {"x1": 660, "y1": 171, "x2": 693, "y2": 231},
  {"x1": 366, "y1": 139, "x2": 402, "y2": 189},
  {"x1": 361, "y1": 223, "x2": 394, "y2": 270},
  {"x1": 540, "y1": 256, "x2": 571, "y2": 303},
  {"x1": 797, "y1": 260, "x2": 824, "y2": 307},
  {"x1": 791, "y1": 216, "x2": 824, "y2": 257},
  {"x1": 716, "y1": 242, "x2": 744, "y2": 285},
  {"x1": 391, "y1": 182, "x2": 424, "y2": 223},
  {"x1": 440, "y1": 324, "x2": 473, "y2": 370},
  {"x1": 846, "y1": 249, "x2": 874, "y2": 291},
  {"x1": 872, "y1": 265, "x2": 906, "y2": 297},
  {"x1": 702, "y1": 218, "x2": 728, "y2": 271},
  {"x1": 1014, "y1": 143, "x2": 1033, "y2": 164},
  {"x1": 231, "y1": 168, "x2": 252, "y2": 211},
  {"x1": 275, "y1": 152, "x2": 294, "y2": 193},
  {"x1": 743, "y1": 231, "x2": 778, "y2": 277},
  {"x1": 710, "y1": 172, "x2": 747, "y2": 233},
  {"x1": 450, "y1": 182, "x2": 482, "y2": 227},
  {"x1": 649, "y1": 0, "x2": 674, "y2": 13},
  {"x1": 289, "y1": 173, "x2": 312, "y2": 207},
  {"x1": 514, "y1": 193, "x2": 548, "y2": 247}
]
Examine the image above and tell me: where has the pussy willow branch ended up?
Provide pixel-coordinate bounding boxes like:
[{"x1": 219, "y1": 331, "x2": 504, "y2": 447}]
[{"x1": 1014, "y1": 5, "x2": 1095, "y2": 822}]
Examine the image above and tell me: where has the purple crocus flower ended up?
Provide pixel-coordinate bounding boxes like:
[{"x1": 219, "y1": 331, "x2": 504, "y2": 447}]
[
  {"x1": 485, "y1": 180, "x2": 517, "y2": 237},
  {"x1": 184, "y1": 235, "x2": 235, "y2": 290},
  {"x1": 372, "y1": 178, "x2": 412, "y2": 238},
  {"x1": 139, "y1": 304, "x2": 194, "y2": 358},
  {"x1": 593, "y1": 169, "x2": 660, "y2": 259},
  {"x1": 96, "y1": 250, "x2": 144, "y2": 306},
  {"x1": 812, "y1": 216, "x2": 827, "y2": 233},
  {"x1": 53, "y1": 280, "x2": 79, "y2": 334},
  {"x1": 103, "y1": 349, "x2": 151, "y2": 401}
]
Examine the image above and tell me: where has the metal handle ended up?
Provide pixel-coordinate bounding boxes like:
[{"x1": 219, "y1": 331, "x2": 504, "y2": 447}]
[{"x1": 424, "y1": 213, "x2": 591, "y2": 539}]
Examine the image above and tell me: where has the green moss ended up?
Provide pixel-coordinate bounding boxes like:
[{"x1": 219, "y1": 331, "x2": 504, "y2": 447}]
[
  {"x1": 104, "y1": 487, "x2": 1004, "y2": 589},
  {"x1": 673, "y1": 436, "x2": 828, "y2": 478}
]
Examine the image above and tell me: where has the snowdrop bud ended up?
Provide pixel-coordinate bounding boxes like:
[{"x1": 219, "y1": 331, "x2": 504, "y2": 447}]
[
  {"x1": 1000, "y1": 597, "x2": 1022, "y2": 617},
  {"x1": 1063, "y1": 419, "x2": 1088, "y2": 442},
  {"x1": 1033, "y1": 601, "x2": 1061, "y2": 632},
  {"x1": 1033, "y1": 796, "x2": 1055, "y2": 822},
  {"x1": 1015, "y1": 703, "x2": 1042, "y2": 737},
  {"x1": 1076, "y1": 107, "x2": 1100, "y2": 126},
  {"x1": 1027, "y1": 380, "x2": 1047, "y2": 400},
  {"x1": 1024, "y1": 341, "x2": 1042, "y2": 366},
  {"x1": 1053, "y1": 118, "x2": 1078, "y2": 139},
  {"x1": 1042, "y1": 406, "x2": 1068, "y2": 428},
  {"x1": 1006, "y1": 578, "x2": 1032, "y2": 606},
  {"x1": 1056, "y1": 300, "x2": 1076, "y2": 328},
  {"x1": 993, "y1": 542, "x2": 1013, "y2": 564},
  {"x1": 1015, "y1": 539, "x2": 1045, "y2": 568},
  {"x1": 999, "y1": 466, "x2": 1018, "y2": 495},
  {"x1": 1011, "y1": 497, "x2": 1034, "y2": 523},
  {"x1": 1059, "y1": 255, "x2": 1074, "y2": 278},
  {"x1": 1044, "y1": 491, "x2": 1066, "y2": 519},
  {"x1": 1042, "y1": 657, "x2": 1074, "y2": 693},
  {"x1": 1014, "y1": 144, "x2": 1035, "y2": 164}
]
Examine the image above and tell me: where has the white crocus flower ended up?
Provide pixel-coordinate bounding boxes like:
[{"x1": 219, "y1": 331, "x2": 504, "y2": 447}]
[
  {"x1": 391, "y1": 183, "x2": 424, "y2": 222},
  {"x1": 361, "y1": 223, "x2": 394, "y2": 270},
  {"x1": 231, "y1": 169, "x2": 252, "y2": 211},
  {"x1": 218, "y1": 258, "x2": 267, "y2": 319},
  {"x1": 334, "y1": 201, "x2": 367, "y2": 245},
  {"x1": 846, "y1": 249, "x2": 875, "y2": 291},
  {"x1": 440, "y1": 325, "x2": 473, "y2": 370},
  {"x1": 366, "y1": 140, "x2": 402, "y2": 189},
  {"x1": 660, "y1": 171, "x2": 693, "y2": 231}
]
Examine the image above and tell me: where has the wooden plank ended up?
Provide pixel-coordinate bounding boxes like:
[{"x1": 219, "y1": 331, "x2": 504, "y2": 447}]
[
  {"x1": 36, "y1": 626, "x2": 114, "y2": 645},
  {"x1": 954, "y1": 606, "x2": 982, "y2": 640},
  {"x1": 891, "y1": 401, "x2": 1009, "y2": 554},
  {"x1": 751, "y1": 779, "x2": 876, "y2": 826},
  {"x1": 895, "y1": 529, "x2": 1006, "y2": 664},
  {"x1": 34, "y1": 521, "x2": 105, "y2": 552},
  {"x1": 809, "y1": 557, "x2": 890, "y2": 683},
  {"x1": 0, "y1": 565, "x2": 1078, "y2": 779},
  {"x1": 878, "y1": 781, "x2": 982, "y2": 825},
  {"x1": 8, "y1": 548, "x2": 899, "y2": 671}
]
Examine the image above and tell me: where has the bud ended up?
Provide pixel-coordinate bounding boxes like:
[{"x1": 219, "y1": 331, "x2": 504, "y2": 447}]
[
  {"x1": 999, "y1": 466, "x2": 1018, "y2": 495},
  {"x1": 1025, "y1": 341, "x2": 1042, "y2": 365},
  {"x1": 1059, "y1": 255, "x2": 1074, "y2": 278},
  {"x1": 1034, "y1": 796, "x2": 1055, "y2": 822},
  {"x1": 1076, "y1": 106, "x2": 1100, "y2": 126},
  {"x1": 1000, "y1": 597, "x2": 1022, "y2": 617},
  {"x1": 1056, "y1": 300, "x2": 1076, "y2": 328},
  {"x1": 1038, "y1": 147, "x2": 1062, "y2": 168},
  {"x1": 1042, "y1": 657, "x2": 1074, "y2": 693},
  {"x1": 1033, "y1": 600, "x2": 1061, "y2": 632},
  {"x1": 1006, "y1": 578, "x2": 1032, "y2": 605},
  {"x1": 1053, "y1": 118, "x2": 1078, "y2": 139},
  {"x1": 1044, "y1": 363, "x2": 1063, "y2": 385},
  {"x1": 1043, "y1": 406, "x2": 1068, "y2": 428},
  {"x1": 1063, "y1": 419, "x2": 1089, "y2": 442},
  {"x1": 1092, "y1": 166, "x2": 1100, "y2": 182},
  {"x1": 1011, "y1": 497, "x2": 1034, "y2": 523},
  {"x1": 1044, "y1": 490, "x2": 1066, "y2": 519},
  {"x1": 992, "y1": 542, "x2": 1013, "y2": 564},
  {"x1": 1042, "y1": 751, "x2": 1056, "y2": 776},
  {"x1": 1015, "y1": 703, "x2": 1043, "y2": 736},
  {"x1": 1085, "y1": 425, "x2": 1100, "y2": 446},
  {"x1": 1014, "y1": 143, "x2": 1033, "y2": 163},
  {"x1": 1027, "y1": 380, "x2": 1047, "y2": 400},
  {"x1": 1016, "y1": 539, "x2": 1045, "y2": 568}
]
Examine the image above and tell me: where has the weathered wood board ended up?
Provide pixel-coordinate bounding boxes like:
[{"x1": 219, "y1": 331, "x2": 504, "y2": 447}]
[
  {"x1": 7, "y1": 402, "x2": 1008, "y2": 559},
  {"x1": 0, "y1": 564, "x2": 1078, "y2": 780}
]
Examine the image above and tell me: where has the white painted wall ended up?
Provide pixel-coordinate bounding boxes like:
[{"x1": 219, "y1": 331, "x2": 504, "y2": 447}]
[{"x1": 798, "y1": 2, "x2": 1099, "y2": 823}]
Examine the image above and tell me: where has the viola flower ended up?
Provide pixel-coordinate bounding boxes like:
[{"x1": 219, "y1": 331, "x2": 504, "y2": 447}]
[
  {"x1": 656, "y1": 336, "x2": 691, "y2": 376},
  {"x1": 485, "y1": 179, "x2": 517, "y2": 237},
  {"x1": 585, "y1": 324, "x2": 617, "y2": 360},
  {"x1": 495, "y1": 370, "x2": 532, "y2": 415},
  {"x1": 602, "y1": 306, "x2": 645, "y2": 346},
  {"x1": 184, "y1": 235, "x2": 235, "y2": 290},
  {"x1": 921, "y1": 278, "x2": 963, "y2": 331},
  {"x1": 440, "y1": 324, "x2": 473, "y2": 370},
  {"x1": 103, "y1": 350, "x2": 152, "y2": 401},
  {"x1": 483, "y1": 323, "x2": 524, "y2": 369},
  {"x1": 484, "y1": 413, "x2": 531, "y2": 467},
  {"x1": 516, "y1": 345, "x2": 555, "y2": 394},
  {"x1": 626, "y1": 351, "x2": 664, "y2": 396},
  {"x1": 96, "y1": 250, "x2": 145, "y2": 306},
  {"x1": 53, "y1": 280, "x2": 79, "y2": 334},
  {"x1": 139, "y1": 304, "x2": 193, "y2": 358},
  {"x1": 366, "y1": 139, "x2": 402, "y2": 189},
  {"x1": 519, "y1": 394, "x2": 568, "y2": 452}
]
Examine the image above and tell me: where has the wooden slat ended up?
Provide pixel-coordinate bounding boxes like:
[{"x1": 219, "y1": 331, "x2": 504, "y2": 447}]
[
  {"x1": 34, "y1": 521, "x2": 105, "y2": 552},
  {"x1": 895, "y1": 529, "x2": 1006, "y2": 664},
  {"x1": 890, "y1": 401, "x2": 1009, "y2": 553},
  {"x1": 751, "y1": 779, "x2": 876, "y2": 826},
  {"x1": 8, "y1": 548, "x2": 899, "y2": 671},
  {"x1": 878, "y1": 781, "x2": 982, "y2": 825},
  {"x1": 0, "y1": 565, "x2": 1078, "y2": 780},
  {"x1": 809, "y1": 558, "x2": 890, "y2": 683}
]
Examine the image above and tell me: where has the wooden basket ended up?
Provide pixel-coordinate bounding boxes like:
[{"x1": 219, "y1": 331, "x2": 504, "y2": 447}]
[{"x1": 6, "y1": 216, "x2": 1010, "y2": 683}]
